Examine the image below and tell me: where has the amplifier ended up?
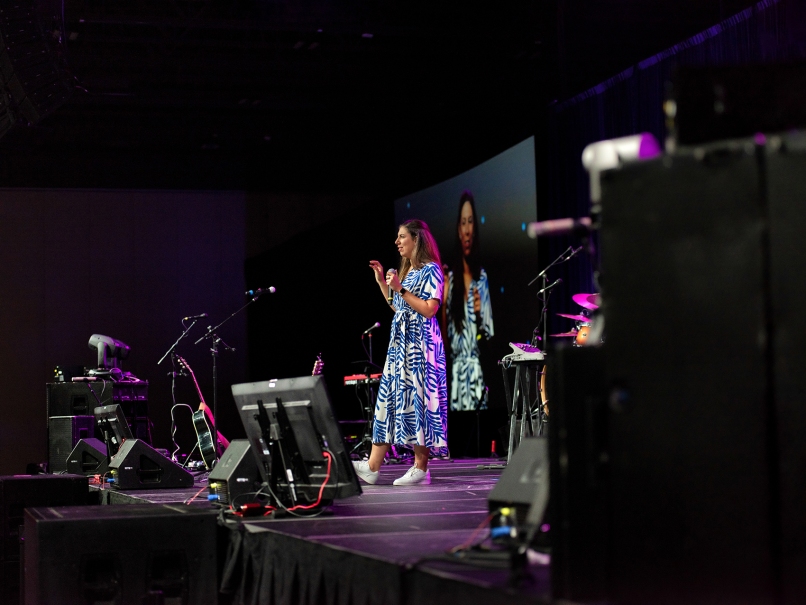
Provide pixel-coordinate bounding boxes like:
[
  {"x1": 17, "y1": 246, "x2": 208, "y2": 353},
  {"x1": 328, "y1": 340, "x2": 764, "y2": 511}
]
[
  {"x1": 46, "y1": 382, "x2": 150, "y2": 444},
  {"x1": 46, "y1": 381, "x2": 148, "y2": 421},
  {"x1": 48, "y1": 416, "x2": 95, "y2": 474}
]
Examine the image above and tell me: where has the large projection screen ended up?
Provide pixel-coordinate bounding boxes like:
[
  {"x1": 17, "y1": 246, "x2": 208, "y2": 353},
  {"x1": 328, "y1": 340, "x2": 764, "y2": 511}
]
[{"x1": 394, "y1": 137, "x2": 539, "y2": 412}]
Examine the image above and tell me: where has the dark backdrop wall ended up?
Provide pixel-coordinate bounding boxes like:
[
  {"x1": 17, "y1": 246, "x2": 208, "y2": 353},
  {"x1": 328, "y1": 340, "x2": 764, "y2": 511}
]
[
  {"x1": 0, "y1": 191, "x2": 247, "y2": 474},
  {"x1": 244, "y1": 199, "x2": 395, "y2": 425}
]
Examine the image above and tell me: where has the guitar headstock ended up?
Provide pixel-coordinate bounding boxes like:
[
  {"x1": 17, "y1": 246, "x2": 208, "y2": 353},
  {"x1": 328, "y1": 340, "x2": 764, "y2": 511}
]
[
  {"x1": 312, "y1": 353, "x2": 324, "y2": 376},
  {"x1": 174, "y1": 355, "x2": 193, "y2": 377}
]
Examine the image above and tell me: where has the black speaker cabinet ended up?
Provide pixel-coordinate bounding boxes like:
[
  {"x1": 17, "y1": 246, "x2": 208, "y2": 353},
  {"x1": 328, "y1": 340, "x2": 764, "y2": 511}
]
[
  {"x1": 767, "y1": 132, "x2": 806, "y2": 605},
  {"x1": 48, "y1": 416, "x2": 95, "y2": 473},
  {"x1": 66, "y1": 438, "x2": 109, "y2": 476},
  {"x1": 208, "y1": 439, "x2": 262, "y2": 507},
  {"x1": 23, "y1": 504, "x2": 217, "y2": 605},
  {"x1": 109, "y1": 440, "x2": 193, "y2": 490},
  {"x1": 600, "y1": 139, "x2": 773, "y2": 604},
  {"x1": 46, "y1": 381, "x2": 150, "y2": 442},
  {"x1": 547, "y1": 346, "x2": 608, "y2": 602},
  {"x1": 487, "y1": 437, "x2": 549, "y2": 529},
  {"x1": 0, "y1": 474, "x2": 89, "y2": 605}
]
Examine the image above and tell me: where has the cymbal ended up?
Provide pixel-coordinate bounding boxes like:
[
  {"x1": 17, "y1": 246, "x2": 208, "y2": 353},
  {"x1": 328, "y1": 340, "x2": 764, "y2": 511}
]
[
  {"x1": 550, "y1": 331, "x2": 578, "y2": 337},
  {"x1": 572, "y1": 293, "x2": 600, "y2": 310},
  {"x1": 557, "y1": 312, "x2": 591, "y2": 323}
]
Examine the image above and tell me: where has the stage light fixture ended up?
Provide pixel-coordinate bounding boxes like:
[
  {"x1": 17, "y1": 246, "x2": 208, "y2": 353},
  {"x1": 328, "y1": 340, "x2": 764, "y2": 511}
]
[
  {"x1": 582, "y1": 133, "x2": 661, "y2": 203},
  {"x1": 88, "y1": 334, "x2": 130, "y2": 370}
]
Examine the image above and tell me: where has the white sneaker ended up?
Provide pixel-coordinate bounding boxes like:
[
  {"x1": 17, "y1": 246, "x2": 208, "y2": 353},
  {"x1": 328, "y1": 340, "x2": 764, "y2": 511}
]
[
  {"x1": 352, "y1": 460, "x2": 379, "y2": 485},
  {"x1": 393, "y1": 466, "x2": 431, "y2": 486}
]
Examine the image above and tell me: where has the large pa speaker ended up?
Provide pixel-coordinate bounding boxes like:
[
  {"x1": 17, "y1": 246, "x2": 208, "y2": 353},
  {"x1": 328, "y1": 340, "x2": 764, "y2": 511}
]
[
  {"x1": 23, "y1": 504, "x2": 218, "y2": 605},
  {"x1": 47, "y1": 416, "x2": 95, "y2": 473},
  {"x1": 208, "y1": 439, "x2": 262, "y2": 507},
  {"x1": 65, "y1": 438, "x2": 109, "y2": 476},
  {"x1": 108, "y1": 440, "x2": 193, "y2": 490},
  {"x1": 767, "y1": 132, "x2": 806, "y2": 605},
  {"x1": 0, "y1": 474, "x2": 88, "y2": 605},
  {"x1": 547, "y1": 346, "x2": 608, "y2": 602},
  {"x1": 600, "y1": 139, "x2": 774, "y2": 604},
  {"x1": 487, "y1": 437, "x2": 549, "y2": 530}
]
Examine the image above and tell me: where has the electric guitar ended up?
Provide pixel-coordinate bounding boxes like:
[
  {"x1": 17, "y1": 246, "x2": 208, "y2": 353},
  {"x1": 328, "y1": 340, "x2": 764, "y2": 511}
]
[{"x1": 176, "y1": 356, "x2": 230, "y2": 471}]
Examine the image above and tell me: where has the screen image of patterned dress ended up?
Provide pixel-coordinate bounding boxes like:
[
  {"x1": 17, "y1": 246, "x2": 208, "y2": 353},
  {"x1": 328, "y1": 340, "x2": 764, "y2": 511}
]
[
  {"x1": 446, "y1": 268, "x2": 494, "y2": 411},
  {"x1": 373, "y1": 262, "x2": 448, "y2": 448}
]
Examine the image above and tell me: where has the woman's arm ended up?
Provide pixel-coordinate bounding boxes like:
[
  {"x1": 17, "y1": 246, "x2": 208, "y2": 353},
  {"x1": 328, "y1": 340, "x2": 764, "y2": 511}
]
[{"x1": 386, "y1": 271, "x2": 440, "y2": 318}]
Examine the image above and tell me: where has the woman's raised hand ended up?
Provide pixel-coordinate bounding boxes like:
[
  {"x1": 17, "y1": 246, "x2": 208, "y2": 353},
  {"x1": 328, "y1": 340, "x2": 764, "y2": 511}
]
[
  {"x1": 369, "y1": 260, "x2": 385, "y2": 287},
  {"x1": 473, "y1": 287, "x2": 482, "y2": 315}
]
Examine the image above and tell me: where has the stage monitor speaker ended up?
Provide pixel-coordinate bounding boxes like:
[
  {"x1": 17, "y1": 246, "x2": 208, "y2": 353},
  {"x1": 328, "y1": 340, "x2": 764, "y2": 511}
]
[
  {"x1": 65, "y1": 438, "x2": 108, "y2": 476},
  {"x1": 600, "y1": 140, "x2": 774, "y2": 604},
  {"x1": 108, "y1": 440, "x2": 193, "y2": 490},
  {"x1": 487, "y1": 437, "x2": 549, "y2": 531},
  {"x1": 208, "y1": 439, "x2": 262, "y2": 507},
  {"x1": 48, "y1": 415, "x2": 94, "y2": 473},
  {"x1": 23, "y1": 504, "x2": 217, "y2": 605}
]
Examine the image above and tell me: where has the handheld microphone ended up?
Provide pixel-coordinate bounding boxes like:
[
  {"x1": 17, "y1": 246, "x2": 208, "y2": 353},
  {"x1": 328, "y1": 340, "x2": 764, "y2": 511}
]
[
  {"x1": 537, "y1": 278, "x2": 563, "y2": 295},
  {"x1": 471, "y1": 285, "x2": 487, "y2": 341},
  {"x1": 363, "y1": 322, "x2": 381, "y2": 335},
  {"x1": 246, "y1": 286, "x2": 277, "y2": 297},
  {"x1": 182, "y1": 313, "x2": 208, "y2": 322},
  {"x1": 386, "y1": 270, "x2": 397, "y2": 304}
]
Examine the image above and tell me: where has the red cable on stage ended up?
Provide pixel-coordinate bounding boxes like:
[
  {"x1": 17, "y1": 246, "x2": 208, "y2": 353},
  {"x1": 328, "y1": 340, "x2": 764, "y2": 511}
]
[{"x1": 288, "y1": 451, "x2": 332, "y2": 511}]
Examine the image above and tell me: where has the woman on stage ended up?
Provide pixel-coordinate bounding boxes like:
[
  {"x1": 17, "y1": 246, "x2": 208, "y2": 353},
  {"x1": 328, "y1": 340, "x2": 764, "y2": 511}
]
[
  {"x1": 444, "y1": 191, "x2": 494, "y2": 411},
  {"x1": 353, "y1": 219, "x2": 448, "y2": 486}
]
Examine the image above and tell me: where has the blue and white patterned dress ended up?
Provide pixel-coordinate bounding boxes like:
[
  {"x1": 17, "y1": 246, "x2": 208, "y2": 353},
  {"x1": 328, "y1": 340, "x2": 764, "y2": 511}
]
[
  {"x1": 446, "y1": 268, "x2": 494, "y2": 411},
  {"x1": 373, "y1": 262, "x2": 448, "y2": 448}
]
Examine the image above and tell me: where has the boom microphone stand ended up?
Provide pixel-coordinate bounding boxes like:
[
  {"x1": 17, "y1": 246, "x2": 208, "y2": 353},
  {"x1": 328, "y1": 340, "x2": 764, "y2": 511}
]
[
  {"x1": 528, "y1": 246, "x2": 582, "y2": 346},
  {"x1": 194, "y1": 287, "x2": 275, "y2": 459}
]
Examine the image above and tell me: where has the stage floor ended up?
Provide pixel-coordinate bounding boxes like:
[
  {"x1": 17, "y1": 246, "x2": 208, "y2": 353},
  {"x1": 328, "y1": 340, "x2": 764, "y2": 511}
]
[{"x1": 96, "y1": 458, "x2": 551, "y2": 605}]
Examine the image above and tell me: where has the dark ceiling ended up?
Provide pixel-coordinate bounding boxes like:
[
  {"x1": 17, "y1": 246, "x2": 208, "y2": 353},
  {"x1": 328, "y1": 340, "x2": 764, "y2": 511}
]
[{"x1": 0, "y1": 0, "x2": 758, "y2": 194}]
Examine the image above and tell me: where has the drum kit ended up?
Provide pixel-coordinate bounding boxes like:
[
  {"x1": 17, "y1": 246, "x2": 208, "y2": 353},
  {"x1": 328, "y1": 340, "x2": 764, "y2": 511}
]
[{"x1": 550, "y1": 292, "x2": 601, "y2": 346}]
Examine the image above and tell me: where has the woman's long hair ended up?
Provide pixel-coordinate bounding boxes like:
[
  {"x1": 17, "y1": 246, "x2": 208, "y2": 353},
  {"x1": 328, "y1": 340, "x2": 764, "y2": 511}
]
[
  {"x1": 450, "y1": 191, "x2": 481, "y2": 332},
  {"x1": 398, "y1": 219, "x2": 442, "y2": 280}
]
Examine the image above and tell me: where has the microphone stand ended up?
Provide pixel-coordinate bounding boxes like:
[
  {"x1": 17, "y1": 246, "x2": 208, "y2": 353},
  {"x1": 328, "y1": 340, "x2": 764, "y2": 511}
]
[
  {"x1": 528, "y1": 246, "x2": 582, "y2": 346},
  {"x1": 157, "y1": 318, "x2": 200, "y2": 366},
  {"x1": 193, "y1": 294, "x2": 265, "y2": 458},
  {"x1": 355, "y1": 328, "x2": 383, "y2": 459}
]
